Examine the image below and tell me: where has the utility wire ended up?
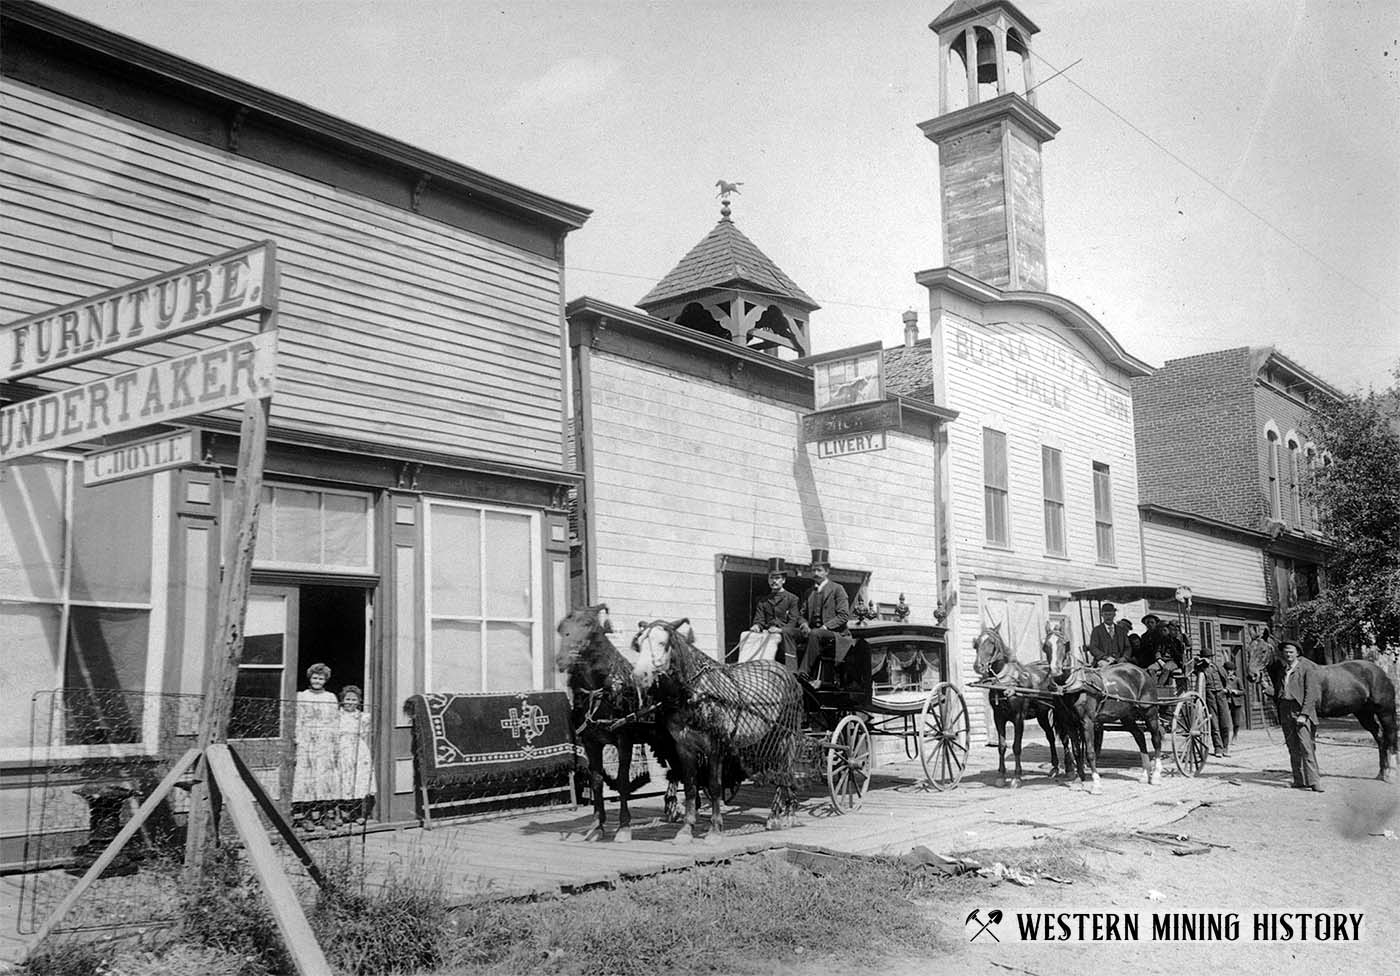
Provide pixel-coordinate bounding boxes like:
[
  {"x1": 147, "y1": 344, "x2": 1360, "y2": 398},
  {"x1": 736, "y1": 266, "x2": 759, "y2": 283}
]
[{"x1": 1025, "y1": 48, "x2": 1398, "y2": 315}]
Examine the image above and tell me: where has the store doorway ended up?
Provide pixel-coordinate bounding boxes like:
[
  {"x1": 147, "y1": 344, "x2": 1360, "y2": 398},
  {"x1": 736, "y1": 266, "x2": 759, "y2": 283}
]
[{"x1": 294, "y1": 585, "x2": 370, "y2": 700}]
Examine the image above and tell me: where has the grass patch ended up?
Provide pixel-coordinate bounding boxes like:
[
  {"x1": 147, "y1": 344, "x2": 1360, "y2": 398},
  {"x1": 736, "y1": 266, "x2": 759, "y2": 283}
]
[
  {"x1": 438, "y1": 852, "x2": 951, "y2": 976},
  {"x1": 24, "y1": 848, "x2": 961, "y2": 976}
]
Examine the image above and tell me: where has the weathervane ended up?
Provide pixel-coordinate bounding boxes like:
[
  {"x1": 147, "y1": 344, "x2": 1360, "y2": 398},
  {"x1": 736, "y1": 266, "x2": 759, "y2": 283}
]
[{"x1": 716, "y1": 179, "x2": 743, "y2": 219}]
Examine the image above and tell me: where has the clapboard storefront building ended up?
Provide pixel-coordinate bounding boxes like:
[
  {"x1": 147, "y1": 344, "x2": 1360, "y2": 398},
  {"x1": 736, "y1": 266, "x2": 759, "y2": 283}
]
[
  {"x1": 0, "y1": 2, "x2": 588, "y2": 864},
  {"x1": 917, "y1": 1, "x2": 1152, "y2": 740},
  {"x1": 567, "y1": 205, "x2": 957, "y2": 671}
]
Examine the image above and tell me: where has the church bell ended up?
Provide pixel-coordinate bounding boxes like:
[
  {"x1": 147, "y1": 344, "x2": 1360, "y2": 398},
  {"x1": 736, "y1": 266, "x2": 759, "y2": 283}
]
[{"x1": 975, "y1": 34, "x2": 998, "y2": 84}]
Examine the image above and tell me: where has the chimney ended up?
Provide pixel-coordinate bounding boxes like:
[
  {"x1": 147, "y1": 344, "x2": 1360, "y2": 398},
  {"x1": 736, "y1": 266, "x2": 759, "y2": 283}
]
[{"x1": 902, "y1": 308, "x2": 919, "y2": 349}]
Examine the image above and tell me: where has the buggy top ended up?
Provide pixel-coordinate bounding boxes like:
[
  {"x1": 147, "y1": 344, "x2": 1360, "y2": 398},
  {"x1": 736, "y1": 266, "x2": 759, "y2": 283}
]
[{"x1": 1068, "y1": 584, "x2": 1196, "y2": 667}]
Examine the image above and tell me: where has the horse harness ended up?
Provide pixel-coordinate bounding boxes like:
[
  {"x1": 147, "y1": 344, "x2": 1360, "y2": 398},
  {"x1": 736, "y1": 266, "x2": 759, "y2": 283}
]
[{"x1": 574, "y1": 676, "x2": 658, "y2": 736}]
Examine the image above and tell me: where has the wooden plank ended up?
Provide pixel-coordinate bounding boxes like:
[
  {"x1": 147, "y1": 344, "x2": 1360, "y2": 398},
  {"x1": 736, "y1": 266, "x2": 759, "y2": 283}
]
[
  {"x1": 29, "y1": 747, "x2": 199, "y2": 950},
  {"x1": 186, "y1": 395, "x2": 271, "y2": 871},
  {"x1": 205, "y1": 745, "x2": 333, "y2": 976}
]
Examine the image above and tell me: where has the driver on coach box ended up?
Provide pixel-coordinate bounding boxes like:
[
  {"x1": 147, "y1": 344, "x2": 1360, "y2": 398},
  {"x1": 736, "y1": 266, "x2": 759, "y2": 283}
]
[
  {"x1": 750, "y1": 557, "x2": 804, "y2": 671},
  {"x1": 796, "y1": 548, "x2": 853, "y2": 683},
  {"x1": 1088, "y1": 602, "x2": 1128, "y2": 666}
]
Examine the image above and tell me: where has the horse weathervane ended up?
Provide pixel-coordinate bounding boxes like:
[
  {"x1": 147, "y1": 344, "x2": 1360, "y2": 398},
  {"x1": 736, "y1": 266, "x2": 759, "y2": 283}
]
[{"x1": 716, "y1": 179, "x2": 743, "y2": 218}]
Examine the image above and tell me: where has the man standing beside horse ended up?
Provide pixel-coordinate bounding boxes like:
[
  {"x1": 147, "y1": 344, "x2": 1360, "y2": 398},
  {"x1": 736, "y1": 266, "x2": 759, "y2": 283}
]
[
  {"x1": 1277, "y1": 641, "x2": 1324, "y2": 792},
  {"x1": 750, "y1": 557, "x2": 804, "y2": 670},
  {"x1": 796, "y1": 549, "x2": 852, "y2": 683}
]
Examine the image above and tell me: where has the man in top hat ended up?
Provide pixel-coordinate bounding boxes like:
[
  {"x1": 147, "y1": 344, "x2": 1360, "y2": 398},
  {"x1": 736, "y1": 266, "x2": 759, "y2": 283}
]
[
  {"x1": 750, "y1": 557, "x2": 804, "y2": 669},
  {"x1": 796, "y1": 549, "x2": 852, "y2": 682},
  {"x1": 1088, "y1": 602, "x2": 1128, "y2": 666}
]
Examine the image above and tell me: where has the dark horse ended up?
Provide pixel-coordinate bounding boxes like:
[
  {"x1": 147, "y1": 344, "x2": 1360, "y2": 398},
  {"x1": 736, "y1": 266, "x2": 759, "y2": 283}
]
[
  {"x1": 632, "y1": 619, "x2": 807, "y2": 844},
  {"x1": 972, "y1": 624, "x2": 1067, "y2": 786},
  {"x1": 1246, "y1": 639, "x2": 1398, "y2": 782},
  {"x1": 1055, "y1": 662, "x2": 1164, "y2": 794},
  {"x1": 557, "y1": 604, "x2": 678, "y2": 842}
]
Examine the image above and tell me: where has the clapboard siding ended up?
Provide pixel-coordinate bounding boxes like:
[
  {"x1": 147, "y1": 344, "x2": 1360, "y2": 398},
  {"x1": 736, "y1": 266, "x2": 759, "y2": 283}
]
[
  {"x1": 584, "y1": 351, "x2": 940, "y2": 656},
  {"x1": 934, "y1": 306, "x2": 1143, "y2": 739},
  {"x1": 1142, "y1": 522, "x2": 1266, "y2": 605},
  {"x1": 1, "y1": 79, "x2": 566, "y2": 469}
]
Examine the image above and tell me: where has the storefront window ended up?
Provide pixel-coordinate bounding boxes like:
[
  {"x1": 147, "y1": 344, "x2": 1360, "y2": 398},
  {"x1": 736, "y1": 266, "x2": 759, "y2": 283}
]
[
  {"x1": 426, "y1": 501, "x2": 540, "y2": 692},
  {"x1": 0, "y1": 456, "x2": 155, "y2": 750}
]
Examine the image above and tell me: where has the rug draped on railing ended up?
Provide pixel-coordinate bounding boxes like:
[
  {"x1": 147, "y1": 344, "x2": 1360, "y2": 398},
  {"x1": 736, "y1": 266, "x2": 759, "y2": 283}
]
[{"x1": 407, "y1": 691, "x2": 575, "y2": 794}]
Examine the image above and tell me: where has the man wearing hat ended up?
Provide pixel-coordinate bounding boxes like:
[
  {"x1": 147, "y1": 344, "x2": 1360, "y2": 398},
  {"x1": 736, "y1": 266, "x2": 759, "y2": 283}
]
[
  {"x1": 750, "y1": 558, "x2": 804, "y2": 669},
  {"x1": 796, "y1": 549, "x2": 852, "y2": 682},
  {"x1": 1088, "y1": 603, "x2": 1128, "y2": 666}
]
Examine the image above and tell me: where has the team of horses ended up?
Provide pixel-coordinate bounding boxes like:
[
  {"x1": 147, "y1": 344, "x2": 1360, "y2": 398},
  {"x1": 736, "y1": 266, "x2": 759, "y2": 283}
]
[{"x1": 558, "y1": 603, "x2": 1399, "y2": 843}]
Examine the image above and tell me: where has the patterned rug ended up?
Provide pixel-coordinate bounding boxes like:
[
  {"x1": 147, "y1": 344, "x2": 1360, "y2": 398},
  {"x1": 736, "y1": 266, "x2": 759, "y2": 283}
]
[{"x1": 407, "y1": 691, "x2": 576, "y2": 791}]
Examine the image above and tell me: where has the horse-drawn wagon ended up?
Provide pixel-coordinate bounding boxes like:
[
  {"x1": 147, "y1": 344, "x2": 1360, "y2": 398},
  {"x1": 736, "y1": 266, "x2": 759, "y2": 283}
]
[
  {"x1": 967, "y1": 583, "x2": 1216, "y2": 793},
  {"x1": 793, "y1": 621, "x2": 972, "y2": 812}
]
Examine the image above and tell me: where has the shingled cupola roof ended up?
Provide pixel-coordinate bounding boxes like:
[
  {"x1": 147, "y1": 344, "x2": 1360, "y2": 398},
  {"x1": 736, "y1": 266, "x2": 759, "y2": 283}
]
[
  {"x1": 639, "y1": 216, "x2": 818, "y2": 310},
  {"x1": 637, "y1": 198, "x2": 818, "y2": 358}
]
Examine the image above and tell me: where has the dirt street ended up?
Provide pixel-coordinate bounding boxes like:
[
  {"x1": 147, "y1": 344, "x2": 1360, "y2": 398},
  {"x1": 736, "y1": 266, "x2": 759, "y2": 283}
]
[{"x1": 873, "y1": 718, "x2": 1400, "y2": 976}]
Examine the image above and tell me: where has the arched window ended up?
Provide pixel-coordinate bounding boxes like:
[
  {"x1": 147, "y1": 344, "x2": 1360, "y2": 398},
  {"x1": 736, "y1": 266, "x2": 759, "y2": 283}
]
[
  {"x1": 1286, "y1": 435, "x2": 1301, "y2": 526},
  {"x1": 1266, "y1": 429, "x2": 1281, "y2": 521}
]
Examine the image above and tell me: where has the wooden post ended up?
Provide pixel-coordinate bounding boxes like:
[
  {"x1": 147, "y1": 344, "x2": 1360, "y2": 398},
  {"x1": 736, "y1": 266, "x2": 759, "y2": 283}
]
[
  {"x1": 205, "y1": 744, "x2": 333, "y2": 976},
  {"x1": 185, "y1": 396, "x2": 271, "y2": 872}
]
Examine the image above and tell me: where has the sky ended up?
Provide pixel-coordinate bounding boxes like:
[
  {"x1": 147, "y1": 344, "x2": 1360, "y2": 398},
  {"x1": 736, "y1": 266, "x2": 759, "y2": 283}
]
[{"x1": 33, "y1": 0, "x2": 1400, "y2": 394}]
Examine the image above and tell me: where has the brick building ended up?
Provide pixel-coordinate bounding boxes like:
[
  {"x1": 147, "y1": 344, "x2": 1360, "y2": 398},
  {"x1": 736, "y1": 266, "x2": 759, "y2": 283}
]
[{"x1": 1134, "y1": 346, "x2": 1342, "y2": 664}]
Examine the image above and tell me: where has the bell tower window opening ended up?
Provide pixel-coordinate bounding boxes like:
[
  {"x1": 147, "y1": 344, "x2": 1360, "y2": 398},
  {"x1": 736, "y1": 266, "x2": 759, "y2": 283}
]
[{"x1": 1005, "y1": 28, "x2": 1031, "y2": 98}]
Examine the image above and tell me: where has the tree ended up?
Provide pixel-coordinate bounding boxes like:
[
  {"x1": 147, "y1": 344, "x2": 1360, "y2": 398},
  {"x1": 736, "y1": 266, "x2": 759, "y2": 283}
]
[{"x1": 1287, "y1": 367, "x2": 1400, "y2": 650}]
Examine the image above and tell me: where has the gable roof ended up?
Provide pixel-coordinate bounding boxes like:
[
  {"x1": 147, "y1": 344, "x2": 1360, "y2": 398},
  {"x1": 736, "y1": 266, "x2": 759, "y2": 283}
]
[{"x1": 638, "y1": 217, "x2": 818, "y2": 311}]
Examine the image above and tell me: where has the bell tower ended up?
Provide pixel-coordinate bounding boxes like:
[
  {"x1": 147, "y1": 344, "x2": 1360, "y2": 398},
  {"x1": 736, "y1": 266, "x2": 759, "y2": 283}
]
[{"x1": 920, "y1": 1, "x2": 1058, "y2": 291}]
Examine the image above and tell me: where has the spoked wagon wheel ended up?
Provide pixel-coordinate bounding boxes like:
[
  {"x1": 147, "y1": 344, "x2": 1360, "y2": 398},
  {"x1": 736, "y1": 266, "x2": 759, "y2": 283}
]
[
  {"x1": 827, "y1": 715, "x2": 872, "y2": 813},
  {"x1": 1171, "y1": 692, "x2": 1211, "y2": 777},
  {"x1": 918, "y1": 682, "x2": 970, "y2": 790}
]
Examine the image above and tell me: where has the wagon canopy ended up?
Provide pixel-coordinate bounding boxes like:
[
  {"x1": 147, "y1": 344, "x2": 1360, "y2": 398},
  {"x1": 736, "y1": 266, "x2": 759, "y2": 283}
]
[{"x1": 1068, "y1": 584, "x2": 1188, "y2": 605}]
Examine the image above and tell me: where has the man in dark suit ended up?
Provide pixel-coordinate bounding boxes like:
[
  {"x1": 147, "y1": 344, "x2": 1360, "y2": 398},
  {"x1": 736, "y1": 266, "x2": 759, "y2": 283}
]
[
  {"x1": 1088, "y1": 603, "x2": 1128, "y2": 666},
  {"x1": 1277, "y1": 640, "x2": 1323, "y2": 792},
  {"x1": 796, "y1": 549, "x2": 852, "y2": 682},
  {"x1": 750, "y1": 557, "x2": 803, "y2": 669}
]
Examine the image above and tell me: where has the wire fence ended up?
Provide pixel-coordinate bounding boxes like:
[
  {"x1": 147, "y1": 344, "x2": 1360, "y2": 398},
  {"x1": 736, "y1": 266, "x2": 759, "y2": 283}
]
[{"x1": 16, "y1": 688, "x2": 376, "y2": 948}]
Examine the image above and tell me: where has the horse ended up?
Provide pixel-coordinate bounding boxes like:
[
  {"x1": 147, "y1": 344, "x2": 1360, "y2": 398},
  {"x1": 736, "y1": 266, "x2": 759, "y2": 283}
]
[
  {"x1": 631, "y1": 618, "x2": 808, "y2": 844},
  {"x1": 1041, "y1": 623, "x2": 1083, "y2": 674},
  {"x1": 973, "y1": 624, "x2": 1067, "y2": 786},
  {"x1": 1055, "y1": 662, "x2": 1164, "y2": 794},
  {"x1": 1246, "y1": 638, "x2": 1398, "y2": 782},
  {"x1": 556, "y1": 604, "x2": 678, "y2": 842}
]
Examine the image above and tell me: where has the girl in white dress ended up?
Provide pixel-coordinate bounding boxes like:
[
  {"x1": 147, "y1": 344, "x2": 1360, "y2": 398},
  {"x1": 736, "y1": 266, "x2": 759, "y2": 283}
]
[{"x1": 335, "y1": 685, "x2": 376, "y2": 824}]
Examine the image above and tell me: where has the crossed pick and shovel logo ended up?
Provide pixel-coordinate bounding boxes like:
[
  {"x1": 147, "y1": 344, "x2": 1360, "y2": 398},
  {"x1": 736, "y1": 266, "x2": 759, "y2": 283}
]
[{"x1": 966, "y1": 908, "x2": 1003, "y2": 942}]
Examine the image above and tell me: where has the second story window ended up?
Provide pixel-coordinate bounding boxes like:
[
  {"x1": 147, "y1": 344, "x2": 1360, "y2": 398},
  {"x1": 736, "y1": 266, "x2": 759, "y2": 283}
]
[
  {"x1": 1092, "y1": 461, "x2": 1115, "y2": 564},
  {"x1": 1266, "y1": 430, "x2": 1282, "y2": 521},
  {"x1": 983, "y1": 427, "x2": 1009, "y2": 547},
  {"x1": 1287, "y1": 437, "x2": 1302, "y2": 527},
  {"x1": 1042, "y1": 446, "x2": 1065, "y2": 556}
]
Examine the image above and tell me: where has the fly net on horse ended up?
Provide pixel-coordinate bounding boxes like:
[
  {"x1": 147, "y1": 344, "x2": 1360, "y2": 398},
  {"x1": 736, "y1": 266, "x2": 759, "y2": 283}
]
[{"x1": 633, "y1": 620, "x2": 816, "y2": 788}]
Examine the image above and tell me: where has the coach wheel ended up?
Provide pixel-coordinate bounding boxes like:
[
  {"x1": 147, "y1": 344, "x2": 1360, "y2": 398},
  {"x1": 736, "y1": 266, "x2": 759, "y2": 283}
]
[
  {"x1": 827, "y1": 715, "x2": 872, "y2": 813},
  {"x1": 1171, "y1": 692, "x2": 1211, "y2": 777},
  {"x1": 919, "y1": 682, "x2": 970, "y2": 790}
]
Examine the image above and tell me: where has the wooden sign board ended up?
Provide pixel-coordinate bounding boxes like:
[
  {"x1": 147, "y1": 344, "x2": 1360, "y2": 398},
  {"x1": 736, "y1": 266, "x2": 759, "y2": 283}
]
[
  {"x1": 0, "y1": 241, "x2": 276, "y2": 383},
  {"x1": 816, "y1": 431, "x2": 887, "y2": 459},
  {"x1": 809, "y1": 341, "x2": 885, "y2": 411},
  {"x1": 802, "y1": 399, "x2": 901, "y2": 443},
  {"x1": 83, "y1": 429, "x2": 201, "y2": 486},
  {"x1": 0, "y1": 333, "x2": 277, "y2": 463}
]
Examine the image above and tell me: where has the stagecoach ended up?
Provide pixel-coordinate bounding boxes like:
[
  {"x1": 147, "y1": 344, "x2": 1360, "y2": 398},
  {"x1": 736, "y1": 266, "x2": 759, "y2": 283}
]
[
  {"x1": 1065, "y1": 584, "x2": 1215, "y2": 777},
  {"x1": 738, "y1": 620, "x2": 972, "y2": 813}
]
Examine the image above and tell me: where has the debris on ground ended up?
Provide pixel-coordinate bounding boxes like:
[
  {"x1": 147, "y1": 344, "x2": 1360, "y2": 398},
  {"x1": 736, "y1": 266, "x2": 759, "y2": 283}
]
[
  {"x1": 1042, "y1": 874, "x2": 1075, "y2": 885},
  {"x1": 1368, "y1": 830, "x2": 1397, "y2": 840},
  {"x1": 1147, "y1": 889, "x2": 1167, "y2": 901},
  {"x1": 897, "y1": 845, "x2": 981, "y2": 875},
  {"x1": 977, "y1": 861, "x2": 1037, "y2": 886}
]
